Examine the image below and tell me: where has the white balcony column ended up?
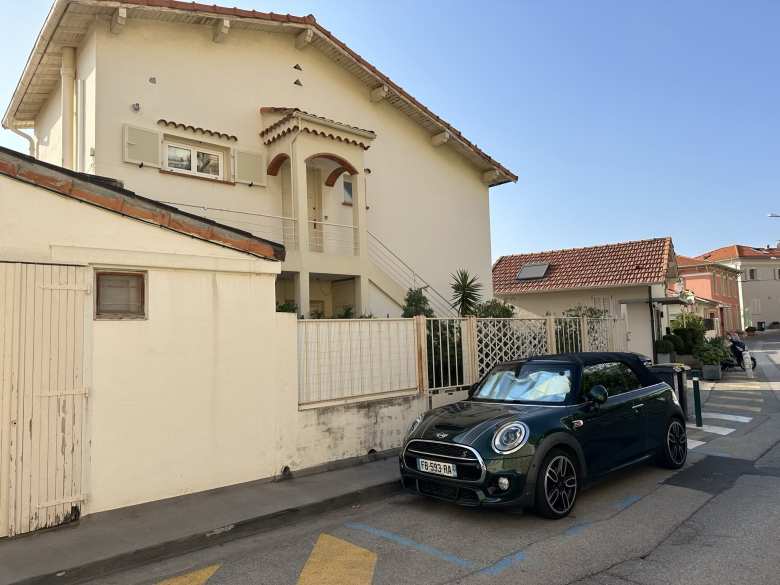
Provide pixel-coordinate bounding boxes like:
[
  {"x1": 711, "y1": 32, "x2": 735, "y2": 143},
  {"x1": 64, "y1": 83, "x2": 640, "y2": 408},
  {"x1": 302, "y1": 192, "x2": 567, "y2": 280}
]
[
  {"x1": 352, "y1": 171, "x2": 369, "y2": 314},
  {"x1": 295, "y1": 271, "x2": 311, "y2": 318},
  {"x1": 60, "y1": 47, "x2": 76, "y2": 169},
  {"x1": 290, "y1": 142, "x2": 310, "y2": 256},
  {"x1": 352, "y1": 171, "x2": 368, "y2": 258}
]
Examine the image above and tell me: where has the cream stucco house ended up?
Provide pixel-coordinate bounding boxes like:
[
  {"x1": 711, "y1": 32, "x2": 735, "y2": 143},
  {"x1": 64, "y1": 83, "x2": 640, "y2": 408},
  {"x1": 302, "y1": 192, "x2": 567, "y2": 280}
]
[
  {"x1": 3, "y1": 0, "x2": 516, "y2": 318},
  {"x1": 492, "y1": 238, "x2": 681, "y2": 358}
]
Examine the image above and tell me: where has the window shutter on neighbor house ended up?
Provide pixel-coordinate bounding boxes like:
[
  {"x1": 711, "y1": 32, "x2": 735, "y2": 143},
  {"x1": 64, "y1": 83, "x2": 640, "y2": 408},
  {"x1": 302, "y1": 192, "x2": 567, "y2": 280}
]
[
  {"x1": 234, "y1": 150, "x2": 266, "y2": 187},
  {"x1": 123, "y1": 124, "x2": 161, "y2": 168}
]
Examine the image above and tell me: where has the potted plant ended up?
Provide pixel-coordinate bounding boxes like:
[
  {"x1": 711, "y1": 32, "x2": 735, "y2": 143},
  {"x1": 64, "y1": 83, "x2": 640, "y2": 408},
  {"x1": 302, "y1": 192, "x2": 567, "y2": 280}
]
[
  {"x1": 694, "y1": 338, "x2": 728, "y2": 380},
  {"x1": 654, "y1": 339, "x2": 674, "y2": 364}
]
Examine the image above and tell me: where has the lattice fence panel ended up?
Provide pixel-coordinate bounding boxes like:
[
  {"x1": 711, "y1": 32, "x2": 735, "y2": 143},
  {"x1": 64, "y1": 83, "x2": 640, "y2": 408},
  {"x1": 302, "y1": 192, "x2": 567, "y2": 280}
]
[{"x1": 476, "y1": 318, "x2": 549, "y2": 377}]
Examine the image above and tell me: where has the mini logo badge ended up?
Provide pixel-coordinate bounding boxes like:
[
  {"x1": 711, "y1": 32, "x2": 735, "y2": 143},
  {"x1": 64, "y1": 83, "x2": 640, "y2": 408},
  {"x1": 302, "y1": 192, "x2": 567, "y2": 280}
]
[{"x1": 436, "y1": 432, "x2": 449, "y2": 439}]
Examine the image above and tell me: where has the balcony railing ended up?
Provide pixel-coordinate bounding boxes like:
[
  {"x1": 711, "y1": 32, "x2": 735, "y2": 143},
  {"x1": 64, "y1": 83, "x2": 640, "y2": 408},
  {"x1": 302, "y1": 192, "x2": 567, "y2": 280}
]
[{"x1": 308, "y1": 220, "x2": 358, "y2": 256}]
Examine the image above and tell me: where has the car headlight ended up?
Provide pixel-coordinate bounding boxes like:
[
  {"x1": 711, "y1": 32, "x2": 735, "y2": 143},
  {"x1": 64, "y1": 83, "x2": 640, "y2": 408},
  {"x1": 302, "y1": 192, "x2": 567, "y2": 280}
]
[
  {"x1": 407, "y1": 414, "x2": 423, "y2": 437},
  {"x1": 492, "y1": 421, "x2": 529, "y2": 455}
]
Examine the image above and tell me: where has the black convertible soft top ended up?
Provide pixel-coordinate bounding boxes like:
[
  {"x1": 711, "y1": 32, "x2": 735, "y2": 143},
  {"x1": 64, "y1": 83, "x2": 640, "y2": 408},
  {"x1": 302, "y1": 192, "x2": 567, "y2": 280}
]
[{"x1": 524, "y1": 352, "x2": 661, "y2": 386}]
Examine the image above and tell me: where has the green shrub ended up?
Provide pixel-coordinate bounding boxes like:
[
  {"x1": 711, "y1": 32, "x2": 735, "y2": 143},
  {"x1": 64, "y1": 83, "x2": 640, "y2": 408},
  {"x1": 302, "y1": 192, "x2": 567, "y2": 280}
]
[
  {"x1": 693, "y1": 337, "x2": 729, "y2": 365},
  {"x1": 663, "y1": 334, "x2": 685, "y2": 354},
  {"x1": 402, "y1": 287, "x2": 435, "y2": 318},
  {"x1": 276, "y1": 301, "x2": 298, "y2": 314},
  {"x1": 655, "y1": 339, "x2": 674, "y2": 355},
  {"x1": 672, "y1": 327, "x2": 705, "y2": 354},
  {"x1": 476, "y1": 298, "x2": 516, "y2": 318}
]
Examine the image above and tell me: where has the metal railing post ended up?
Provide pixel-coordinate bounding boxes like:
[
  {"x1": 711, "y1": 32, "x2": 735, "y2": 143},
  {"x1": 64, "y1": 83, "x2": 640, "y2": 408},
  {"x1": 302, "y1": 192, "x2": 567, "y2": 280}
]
[
  {"x1": 580, "y1": 316, "x2": 589, "y2": 352},
  {"x1": 692, "y1": 377, "x2": 703, "y2": 427},
  {"x1": 546, "y1": 316, "x2": 557, "y2": 354}
]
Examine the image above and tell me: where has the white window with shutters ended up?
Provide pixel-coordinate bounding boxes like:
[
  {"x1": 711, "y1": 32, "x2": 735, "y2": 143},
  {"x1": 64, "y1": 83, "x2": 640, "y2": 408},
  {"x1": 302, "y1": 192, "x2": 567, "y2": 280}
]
[
  {"x1": 234, "y1": 150, "x2": 266, "y2": 187},
  {"x1": 123, "y1": 124, "x2": 162, "y2": 168}
]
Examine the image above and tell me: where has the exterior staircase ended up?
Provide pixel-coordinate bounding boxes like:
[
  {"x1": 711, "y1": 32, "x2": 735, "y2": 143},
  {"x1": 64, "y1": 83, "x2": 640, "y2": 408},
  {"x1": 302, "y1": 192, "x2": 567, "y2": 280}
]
[{"x1": 367, "y1": 231, "x2": 454, "y2": 317}]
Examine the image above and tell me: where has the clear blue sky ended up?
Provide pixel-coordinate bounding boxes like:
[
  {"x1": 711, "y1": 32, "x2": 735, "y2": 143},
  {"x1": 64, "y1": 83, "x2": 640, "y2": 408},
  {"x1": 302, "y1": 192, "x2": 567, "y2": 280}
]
[{"x1": 2, "y1": 0, "x2": 779, "y2": 258}]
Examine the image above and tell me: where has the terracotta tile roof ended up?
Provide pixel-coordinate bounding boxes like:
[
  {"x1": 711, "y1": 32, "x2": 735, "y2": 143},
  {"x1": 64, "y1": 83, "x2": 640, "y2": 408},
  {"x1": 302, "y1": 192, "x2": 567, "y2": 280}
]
[
  {"x1": 3, "y1": 0, "x2": 517, "y2": 186},
  {"x1": 696, "y1": 244, "x2": 780, "y2": 262},
  {"x1": 259, "y1": 107, "x2": 376, "y2": 150},
  {"x1": 0, "y1": 146, "x2": 285, "y2": 262},
  {"x1": 157, "y1": 119, "x2": 237, "y2": 142},
  {"x1": 493, "y1": 237, "x2": 673, "y2": 295},
  {"x1": 677, "y1": 254, "x2": 740, "y2": 274}
]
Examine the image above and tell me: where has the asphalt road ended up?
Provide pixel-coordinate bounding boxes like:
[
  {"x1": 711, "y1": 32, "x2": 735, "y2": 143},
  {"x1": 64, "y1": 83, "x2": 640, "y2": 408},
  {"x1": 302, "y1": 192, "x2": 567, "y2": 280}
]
[{"x1": 85, "y1": 334, "x2": 780, "y2": 585}]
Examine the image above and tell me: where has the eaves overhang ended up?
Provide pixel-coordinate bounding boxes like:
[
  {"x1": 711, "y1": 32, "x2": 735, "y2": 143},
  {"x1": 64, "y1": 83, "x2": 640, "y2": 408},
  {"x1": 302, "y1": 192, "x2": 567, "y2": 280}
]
[{"x1": 3, "y1": 0, "x2": 517, "y2": 188}]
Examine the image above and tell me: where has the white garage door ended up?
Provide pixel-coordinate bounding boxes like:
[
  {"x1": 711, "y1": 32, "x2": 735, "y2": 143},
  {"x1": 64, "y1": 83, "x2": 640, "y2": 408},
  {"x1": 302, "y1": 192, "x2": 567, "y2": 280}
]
[{"x1": 0, "y1": 263, "x2": 90, "y2": 537}]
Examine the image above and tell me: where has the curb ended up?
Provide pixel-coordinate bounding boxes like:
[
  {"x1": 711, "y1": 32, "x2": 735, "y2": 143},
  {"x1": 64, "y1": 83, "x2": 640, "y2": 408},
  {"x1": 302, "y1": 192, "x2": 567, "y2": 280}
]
[{"x1": 11, "y1": 479, "x2": 402, "y2": 585}]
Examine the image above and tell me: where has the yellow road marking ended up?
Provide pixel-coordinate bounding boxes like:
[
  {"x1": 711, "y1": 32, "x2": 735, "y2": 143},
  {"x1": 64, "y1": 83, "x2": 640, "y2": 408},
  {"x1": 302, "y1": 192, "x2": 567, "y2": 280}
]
[
  {"x1": 297, "y1": 533, "x2": 376, "y2": 585},
  {"x1": 156, "y1": 564, "x2": 220, "y2": 585}
]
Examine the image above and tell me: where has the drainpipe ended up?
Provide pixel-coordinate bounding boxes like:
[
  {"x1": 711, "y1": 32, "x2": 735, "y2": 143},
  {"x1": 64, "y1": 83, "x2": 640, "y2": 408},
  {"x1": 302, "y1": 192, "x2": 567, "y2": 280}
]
[
  {"x1": 60, "y1": 46, "x2": 76, "y2": 169},
  {"x1": 10, "y1": 128, "x2": 36, "y2": 157},
  {"x1": 648, "y1": 286, "x2": 657, "y2": 363}
]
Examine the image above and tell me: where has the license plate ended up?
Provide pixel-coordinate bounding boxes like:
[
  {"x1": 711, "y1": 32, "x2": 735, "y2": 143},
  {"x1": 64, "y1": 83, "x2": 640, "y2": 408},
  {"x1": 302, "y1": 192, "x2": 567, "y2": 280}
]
[{"x1": 417, "y1": 458, "x2": 457, "y2": 478}]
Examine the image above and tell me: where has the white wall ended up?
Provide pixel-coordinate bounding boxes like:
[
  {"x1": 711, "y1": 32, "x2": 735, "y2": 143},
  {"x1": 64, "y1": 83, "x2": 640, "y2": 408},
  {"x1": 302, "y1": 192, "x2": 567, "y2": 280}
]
[
  {"x1": 84, "y1": 18, "x2": 493, "y2": 309},
  {"x1": 728, "y1": 260, "x2": 780, "y2": 327},
  {"x1": 1, "y1": 173, "x2": 424, "y2": 515}
]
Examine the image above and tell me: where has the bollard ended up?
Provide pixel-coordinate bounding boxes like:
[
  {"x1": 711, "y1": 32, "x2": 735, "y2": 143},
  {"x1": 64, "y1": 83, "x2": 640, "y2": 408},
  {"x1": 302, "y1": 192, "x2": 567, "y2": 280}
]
[
  {"x1": 743, "y1": 350, "x2": 754, "y2": 379},
  {"x1": 692, "y1": 377, "x2": 703, "y2": 427},
  {"x1": 676, "y1": 367, "x2": 689, "y2": 421}
]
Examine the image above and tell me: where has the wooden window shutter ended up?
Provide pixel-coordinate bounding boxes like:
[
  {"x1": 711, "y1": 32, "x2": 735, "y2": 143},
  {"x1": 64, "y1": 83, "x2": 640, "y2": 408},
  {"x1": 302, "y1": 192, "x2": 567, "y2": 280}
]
[
  {"x1": 234, "y1": 150, "x2": 266, "y2": 186},
  {"x1": 123, "y1": 124, "x2": 161, "y2": 168}
]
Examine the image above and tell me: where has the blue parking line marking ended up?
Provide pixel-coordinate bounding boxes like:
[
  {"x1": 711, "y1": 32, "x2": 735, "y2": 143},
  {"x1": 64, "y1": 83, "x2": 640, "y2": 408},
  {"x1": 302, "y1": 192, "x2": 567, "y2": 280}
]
[
  {"x1": 344, "y1": 522, "x2": 476, "y2": 568},
  {"x1": 477, "y1": 550, "x2": 526, "y2": 576},
  {"x1": 614, "y1": 495, "x2": 642, "y2": 510},
  {"x1": 565, "y1": 521, "x2": 591, "y2": 536}
]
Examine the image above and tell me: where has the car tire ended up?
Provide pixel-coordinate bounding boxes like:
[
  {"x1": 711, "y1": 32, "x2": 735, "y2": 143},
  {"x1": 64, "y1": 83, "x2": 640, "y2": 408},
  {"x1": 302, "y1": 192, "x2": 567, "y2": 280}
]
[
  {"x1": 656, "y1": 418, "x2": 687, "y2": 469},
  {"x1": 534, "y1": 448, "x2": 578, "y2": 519}
]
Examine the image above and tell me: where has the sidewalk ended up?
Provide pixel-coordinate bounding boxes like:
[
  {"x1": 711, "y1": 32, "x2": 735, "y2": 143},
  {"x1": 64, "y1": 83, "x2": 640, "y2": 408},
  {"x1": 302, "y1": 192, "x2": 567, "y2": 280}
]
[{"x1": 0, "y1": 457, "x2": 400, "y2": 585}]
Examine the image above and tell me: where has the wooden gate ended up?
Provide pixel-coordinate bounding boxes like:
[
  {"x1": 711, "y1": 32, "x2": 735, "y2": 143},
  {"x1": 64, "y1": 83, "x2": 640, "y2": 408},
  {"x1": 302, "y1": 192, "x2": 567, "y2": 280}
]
[{"x1": 0, "y1": 263, "x2": 90, "y2": 537}]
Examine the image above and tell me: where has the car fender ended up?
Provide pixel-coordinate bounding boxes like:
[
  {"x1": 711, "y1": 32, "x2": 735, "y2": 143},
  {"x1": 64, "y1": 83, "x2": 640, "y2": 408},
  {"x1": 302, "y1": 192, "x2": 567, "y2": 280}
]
[{"x1": 521, "y1": 431, "x2": 587, "y2": 501}]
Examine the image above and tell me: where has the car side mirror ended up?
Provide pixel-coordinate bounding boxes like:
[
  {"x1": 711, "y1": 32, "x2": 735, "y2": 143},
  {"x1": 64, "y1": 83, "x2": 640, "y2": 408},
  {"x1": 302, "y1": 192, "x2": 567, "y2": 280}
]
[{"x1": 586, "y1": 385, "x2": 608, "y2": 405}]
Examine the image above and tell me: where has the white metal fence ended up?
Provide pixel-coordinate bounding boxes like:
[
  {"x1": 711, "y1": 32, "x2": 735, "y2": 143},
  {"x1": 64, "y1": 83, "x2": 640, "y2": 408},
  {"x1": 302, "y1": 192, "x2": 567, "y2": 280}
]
[
  {"x1": 298, "y1": 316, "x2": 629, "y2": 406},
  {"x1": 297, "y1": 318, "x2": 418, "y2": 406}
]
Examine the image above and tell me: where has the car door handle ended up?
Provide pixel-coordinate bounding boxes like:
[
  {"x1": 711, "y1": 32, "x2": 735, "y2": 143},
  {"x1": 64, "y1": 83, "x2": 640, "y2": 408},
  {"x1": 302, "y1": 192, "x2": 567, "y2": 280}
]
[{"x1": 632, "y1": 403, "x2": 645, "y2": 410}]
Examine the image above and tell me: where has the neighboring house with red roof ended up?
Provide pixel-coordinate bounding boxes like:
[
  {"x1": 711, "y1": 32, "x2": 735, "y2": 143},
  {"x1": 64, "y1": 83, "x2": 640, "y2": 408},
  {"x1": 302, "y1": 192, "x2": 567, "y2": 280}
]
[
  {"x1": 675, "y1": 255, "x2": 741, "y2": 334},
  {"x1": 492, "y1": 237, "x2": 681, "y2": 358},
  {"x1": 2, "y1": 0, "x2": 516, "y2": 319},
  {"x1": 695, "y1": 244, "x2": 780, "y2": 330}
]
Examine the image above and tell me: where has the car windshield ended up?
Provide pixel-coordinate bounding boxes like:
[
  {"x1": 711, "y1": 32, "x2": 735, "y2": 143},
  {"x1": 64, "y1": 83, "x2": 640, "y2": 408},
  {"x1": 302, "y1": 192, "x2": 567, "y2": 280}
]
[{"x1": 473, "y1": 363, "x2": 574, "y2": 403}]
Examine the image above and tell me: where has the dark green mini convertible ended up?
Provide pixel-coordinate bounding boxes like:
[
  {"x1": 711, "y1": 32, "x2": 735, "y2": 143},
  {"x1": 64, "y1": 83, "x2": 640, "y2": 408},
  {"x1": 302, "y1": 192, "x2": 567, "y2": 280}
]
[{"x1": 400, "y1": 352, "x2": 687, "y2": 518}]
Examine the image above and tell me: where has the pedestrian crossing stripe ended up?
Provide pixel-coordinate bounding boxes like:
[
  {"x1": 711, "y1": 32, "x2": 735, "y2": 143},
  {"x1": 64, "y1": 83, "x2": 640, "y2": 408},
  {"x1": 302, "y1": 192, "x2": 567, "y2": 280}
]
[
  {"x1": 156, "y1": 564, "x2": 220, "y2": 585},
  {"x1": 703, "y1": 412, "x2": 753, "y2": 423},
  {"x1": 687, "y1": 439, "x2": 705, "y2": 449},
  {"x1": 688, "y1": 424, "x2": 735, "y2": 436},
  {"x1": 710, "y1": 395, "x2": 764, "y2": 403},
  {"x1": 706, "y1": 403, "x2": 762, "y2": 413}
]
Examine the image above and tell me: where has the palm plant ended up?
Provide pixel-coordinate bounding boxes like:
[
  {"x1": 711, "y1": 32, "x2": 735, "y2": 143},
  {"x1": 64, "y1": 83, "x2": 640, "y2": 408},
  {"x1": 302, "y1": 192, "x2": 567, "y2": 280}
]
[{"x1": 450, "y1": 269, "x2": 482, "y2": 317}]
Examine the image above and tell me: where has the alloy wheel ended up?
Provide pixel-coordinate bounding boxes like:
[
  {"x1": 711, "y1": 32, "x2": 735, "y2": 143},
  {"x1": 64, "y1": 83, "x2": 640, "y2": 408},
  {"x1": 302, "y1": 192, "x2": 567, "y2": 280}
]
[
  {"x1": 544, "y1": 455, "x2": 577, "y2": 515},
  {"x1": 667, "y1": 420, "x2": 687, "y2": 465}
]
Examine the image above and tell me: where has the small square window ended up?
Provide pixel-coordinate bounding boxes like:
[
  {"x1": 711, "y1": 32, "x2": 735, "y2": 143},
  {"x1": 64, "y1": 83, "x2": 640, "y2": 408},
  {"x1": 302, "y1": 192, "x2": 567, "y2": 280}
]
[
  {"x1": 96, "y1": 271, "x2": 146, "y2": 319},
  {"x1": 343, "y1": 177, "x2": 354, "y2": 205}
]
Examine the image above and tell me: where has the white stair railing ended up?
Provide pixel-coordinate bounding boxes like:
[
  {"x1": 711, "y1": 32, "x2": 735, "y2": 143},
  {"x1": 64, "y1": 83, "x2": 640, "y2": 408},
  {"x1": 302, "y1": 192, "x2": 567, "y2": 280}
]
[{"x1": 367, "y1": 231, "x2": 454, "y2": 317}]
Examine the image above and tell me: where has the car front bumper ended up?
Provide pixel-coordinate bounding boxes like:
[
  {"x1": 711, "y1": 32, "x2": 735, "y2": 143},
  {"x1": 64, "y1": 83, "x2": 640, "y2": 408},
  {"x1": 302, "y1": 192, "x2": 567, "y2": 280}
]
[{"x1": 399, "y1": 454, "x2": 535, "y2": 508}]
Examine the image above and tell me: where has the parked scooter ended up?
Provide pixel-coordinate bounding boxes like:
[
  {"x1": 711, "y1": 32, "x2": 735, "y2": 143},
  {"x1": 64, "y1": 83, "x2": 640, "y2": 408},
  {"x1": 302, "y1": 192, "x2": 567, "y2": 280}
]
[{"x1": 721, "y1": 335, "x2": 757, "y2": 371}]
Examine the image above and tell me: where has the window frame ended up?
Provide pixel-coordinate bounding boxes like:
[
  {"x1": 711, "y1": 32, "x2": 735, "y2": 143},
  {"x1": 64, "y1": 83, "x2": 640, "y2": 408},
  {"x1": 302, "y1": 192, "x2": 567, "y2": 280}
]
[
  {"x1": 342, "y1": 176, "x2": 354, "y2": 206},
  {"x1": 163, "y1": 140, "x2": 224, "y2": 181},
  {"x1": 94, "y1": 270, "x2": 148, "y2": 321},
  {"x1": 581, "y1": 361, "x2": 642, "y2": 398}
]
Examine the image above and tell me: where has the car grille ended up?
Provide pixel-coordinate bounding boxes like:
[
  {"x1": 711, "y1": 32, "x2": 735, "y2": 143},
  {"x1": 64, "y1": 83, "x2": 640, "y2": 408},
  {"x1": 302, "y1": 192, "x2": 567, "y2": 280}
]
[{"x1": 404, "y1": 440, "x2": 482, "y2": 481}]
